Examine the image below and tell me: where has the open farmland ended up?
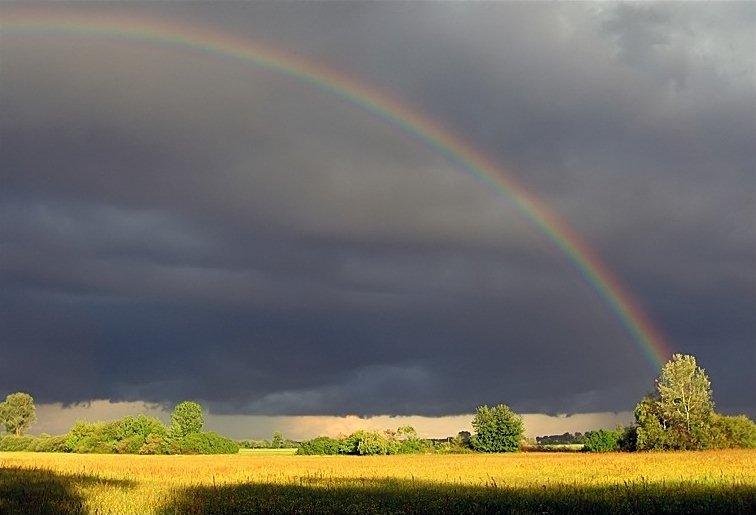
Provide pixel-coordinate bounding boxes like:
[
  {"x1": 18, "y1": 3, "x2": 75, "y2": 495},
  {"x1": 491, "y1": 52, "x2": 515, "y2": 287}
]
[{"x1": 1, "y1": 450, "x2": 754, "y2": 514}]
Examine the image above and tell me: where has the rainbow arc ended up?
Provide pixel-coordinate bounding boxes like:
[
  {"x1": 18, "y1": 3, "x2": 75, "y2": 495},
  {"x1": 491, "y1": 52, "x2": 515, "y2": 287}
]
[{"x1": 1, "y1": 9, "x2": 672, "y2": 370}]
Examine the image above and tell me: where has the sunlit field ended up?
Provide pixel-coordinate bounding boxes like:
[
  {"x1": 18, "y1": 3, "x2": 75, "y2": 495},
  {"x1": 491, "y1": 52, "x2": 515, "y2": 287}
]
[{"x1": 1, "y1": 450, "x2": 754, "y2": 514}]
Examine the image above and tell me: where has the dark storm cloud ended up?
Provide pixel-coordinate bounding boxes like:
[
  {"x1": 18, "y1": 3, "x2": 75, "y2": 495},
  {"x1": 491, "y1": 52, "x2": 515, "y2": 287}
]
[{"x1": 1, "y1": 2, "x2": 753, "y2": 416}]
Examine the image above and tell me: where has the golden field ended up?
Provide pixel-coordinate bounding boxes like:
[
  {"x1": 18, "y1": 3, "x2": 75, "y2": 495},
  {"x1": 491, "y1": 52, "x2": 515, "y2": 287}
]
[{"x1": 1, "y1": 450, "x2": 754, "y2": 513}]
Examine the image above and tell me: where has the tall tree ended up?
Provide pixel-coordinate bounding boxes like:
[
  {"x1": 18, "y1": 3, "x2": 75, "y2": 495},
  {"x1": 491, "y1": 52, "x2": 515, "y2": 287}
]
[
  {"x1": 170, "y1": 401, "x2": 204, "y2": 437},
  {"x1": 0, "y1": 392, "x2": 37, "y2": 436},
  {"x1": 470, "y1": 404, "x2": 523, "y2": 452},
  {"x1": 636, "y1": 354, "x2": 714, "y2": 450}
]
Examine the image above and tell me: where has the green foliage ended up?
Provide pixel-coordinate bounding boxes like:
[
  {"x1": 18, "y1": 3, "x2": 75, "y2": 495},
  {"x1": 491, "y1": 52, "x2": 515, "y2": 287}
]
[
  {"x1": 583, "y1": 429, "x2": 621, "y2": 452},
  {"x1": 0, "y1": 434, "x2": 72, "y2": 452},
  {"x1": 635, "y1": 395, "x2": 669, "y2": 450},
  {"x1": 238, "y1": 439, "x2": 272, "y2": 449},
  {"x1": 0, "y1": 392, "x2": 37, "y2": 436},
  {"x1": 116, "y1": 415, "x2": 166, "y2": 441},
  {"x1": 0, "y1": 435, "x2": 38, "y2": 451},
  {"x1": 62, "y1": 416, "x2": 171, "y2": 454},
  {"x1": 635, "y1": 354, "x2": 715, "y2": 450},
  {"x1": 709, "y1": 414, "x2": 756, "y2": 449},
  {"x1": 36, "y1": 435, "x2": 69, "y2": 452},
  {"x1": 171, "y1": 432, "x2": 239, "y2": 454},
  {"x1": 657, "y1": 354, "x2": 714, "y2": 448},
  {"x1": 394, "y1": 425, "x2": 431, "y2": 454},
  {"x1": 296, "y1": 436, "x2": 341, "y2": 455},
  {"x1": 617, "y1": 426, "x2": 638, "y2": 452},
  {"x1": 455, "y1": 431, "x2": 472, "y2": 448},
  {"x1": 239, "y1": 433, "x2": 298, "y2": 449},
  {"x1": 470, "y1": 404, "x2": 524, "y2": 453},
  {"x1": 397, "y1": 438, "x2": 430, "y2": 454},
  {"x1": 297, "y1": 427, "x2": 434, "y2": 456},
  {"x1": 139, "y1": 433, "x2": 169, "y2": 455},
  {"x1": 631, "y1": 355, "x2": 756, "y2": 451},
  {"x1": 65, "y1": 421, "x2": 119, "y2": 454},
  {"x1": 170, "y1": 401, "x2": 204, "y2": 438},
  {"x1": 339, "y1": 430, "x2": 399, "y2": 455}
]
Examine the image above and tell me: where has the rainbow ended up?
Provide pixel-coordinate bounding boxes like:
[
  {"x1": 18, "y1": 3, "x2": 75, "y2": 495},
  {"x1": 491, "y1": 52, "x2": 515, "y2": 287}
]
[{"x1": 0, "y1": 9, "x2": 672, "y2": 370}]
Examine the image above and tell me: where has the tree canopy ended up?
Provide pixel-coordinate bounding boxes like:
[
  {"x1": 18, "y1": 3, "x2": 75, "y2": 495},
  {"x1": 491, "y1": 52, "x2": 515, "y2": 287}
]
[
  {"x1": 0, "y1": 392, "x2": 37, "y2": 436},
  {"x1": 170, "y1": 401, "x2": 204, "y2": 438},
  {"x1": 470, "y1": 404, "x2": 523, "y2": 452},
  {"x1": 636, "y1": 354, "x2": 715, "y2": 450}
]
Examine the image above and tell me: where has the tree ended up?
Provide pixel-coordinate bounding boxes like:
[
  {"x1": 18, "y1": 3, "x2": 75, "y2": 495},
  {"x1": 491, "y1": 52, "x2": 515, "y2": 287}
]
[
  {"x1": 636, "y1": 354, "x2": 714, "y2": 450},
  {"x1": 470, "y1": 404, "x2": 523, "y2": 452},
  {"x1": 271, "y1": 431, "x2": 284, "y2": 449},
  {"x1": 396, "y1": 426, "x2": 418, "y2": 440},
  {"x1": 583, "y1": 428, "x2": 621, "y2": 452},
  {"x1": 455, "y1": 431, "x2": 472, "y2": 448},
  {"x1": 0, "y1": 392, "x2": 37, "y2": 436},
  {"x1": 170, "y1": 401, "x2": 204, "y2": 437}
]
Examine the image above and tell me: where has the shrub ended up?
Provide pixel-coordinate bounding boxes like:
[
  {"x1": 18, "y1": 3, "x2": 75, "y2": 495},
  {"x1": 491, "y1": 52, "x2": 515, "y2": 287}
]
[
  {"x1": 33, "y1": 435, "x2": 70, "y2": 452},
  {"x1": 0, "y1": 435, "x2": 37, "y2": 451},
  {"x1": 471, "y1": 404, "x2": 524, "y2": 453},
  {"x1": 710, "y1": 414, "x2": 756, "y2": 449},
  {"x1": 339, "y1": 430, "x2": 398, "y2": 455},
  {"x1": 116, "y1": 415, "x2": 166, "y2": 440},
  {"x1": 617, "y1": 426, "x2": 638, "y2": 452},
  {"x1": 173, "y1": 432, "x2": 239, "y2": 454},
  {"x1": 139, "y1": 433, "x2": 169, "y2": 455},
  {"x1": 296, "y1": 436, "x2": 341, "y2": 455},
  {"x1": 583, "y1": 429, "x2": 621, "y2": 452},
  {"x1": 65, "y1": 420, "x2": 120, "y2": 454},
  {"x1": 114, "y1": 435, "x2": 145, "y2": 454},
  {"x1": 397, "y1": 438, "x2": 430, "y2": 454}
]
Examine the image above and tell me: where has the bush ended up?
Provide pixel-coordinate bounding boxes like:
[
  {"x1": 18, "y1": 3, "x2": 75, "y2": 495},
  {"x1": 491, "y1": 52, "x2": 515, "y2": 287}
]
[
  {"x1": 0, "y1": 435, "x2": 37, "y2": 451},
  {"x1": 339, "y1": 430, "x2": 398, "y2": 455},
  {"x1": 172, "y1": 432, "x2": 239, "y2": 454},
  {"x1": 33, "y1": 435, "x2": 70, "y2": 452},
  {"x1": 583, "y1": 429, "x2": 621, "y2": 452},
  {"x1": 397, "y1": 438, "x2": 430, "y2": 454},
  {"x1": 471, "y1": 404, "x2": 524, "y2": 453},
  {"x1": 617, "y1": 426, "x2": 638, "y2": 452},
  {"x1": 710, "y1": 414, "x2": 756, "y2": 449},
  {"x1": 65, "y1": 420, "x2": 120, "y2": 454},
  {"x1": 296, "y1": 436, "x2": 341, "y2": 455},
  {"x1": 139, "y1": 433, "x2": 169, "y2": 455}
]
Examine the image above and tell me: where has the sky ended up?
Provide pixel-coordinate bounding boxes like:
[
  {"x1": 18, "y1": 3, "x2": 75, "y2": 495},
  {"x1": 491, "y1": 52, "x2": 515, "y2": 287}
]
[{"x1": 1, "y1": 2, "x2": 754, "y2": 438}]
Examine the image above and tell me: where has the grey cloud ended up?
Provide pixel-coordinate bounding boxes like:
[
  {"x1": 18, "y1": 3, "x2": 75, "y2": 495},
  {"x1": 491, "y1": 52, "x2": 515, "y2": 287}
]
[{"x1": 0, "y1": 2, "x2": 753, "y2": 417}]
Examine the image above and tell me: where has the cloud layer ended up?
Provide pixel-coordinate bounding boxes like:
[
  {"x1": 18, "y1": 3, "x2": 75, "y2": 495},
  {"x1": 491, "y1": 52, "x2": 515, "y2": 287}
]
[{"x1": 1, "y1": 2, "x2": 754, "y2": 417}]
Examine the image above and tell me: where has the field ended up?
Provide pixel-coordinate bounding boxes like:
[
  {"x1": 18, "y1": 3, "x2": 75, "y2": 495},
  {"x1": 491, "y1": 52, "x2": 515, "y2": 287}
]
[{"x1": 1, "y1": 450, "x2": 754, "y2": 514}]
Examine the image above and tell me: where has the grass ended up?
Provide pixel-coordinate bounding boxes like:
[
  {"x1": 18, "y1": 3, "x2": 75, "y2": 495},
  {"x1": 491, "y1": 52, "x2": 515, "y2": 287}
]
[{"x1": 0, "y1": 450, "x2": 753, "y2": 513}]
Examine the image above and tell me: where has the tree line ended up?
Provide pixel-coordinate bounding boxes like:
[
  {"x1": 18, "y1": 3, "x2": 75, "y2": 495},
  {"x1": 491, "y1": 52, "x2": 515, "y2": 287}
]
[
  {"x1": 295, "y1": 354, "x2": 755, "y2": 454},
  {"x1": 1, "y1": 354, "x2": 753, "y2": 455},
  {"x1": 0, "y1": 400, "x2": 238, "y2": 454}
]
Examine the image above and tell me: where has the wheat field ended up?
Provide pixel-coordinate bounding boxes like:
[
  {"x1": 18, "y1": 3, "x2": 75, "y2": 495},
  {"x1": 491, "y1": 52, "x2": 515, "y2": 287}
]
[{"x1": 1, "y1": 450, "x2": 754, "y2": 513}]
